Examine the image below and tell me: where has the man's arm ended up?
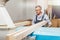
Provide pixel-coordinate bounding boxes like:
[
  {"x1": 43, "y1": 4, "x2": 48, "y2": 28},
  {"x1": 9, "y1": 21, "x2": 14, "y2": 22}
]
[
  {"x1": 43, "y1": 14, "x2": 52, "y2": 27},
  {"x1": 32, "y1": 15, "x2": 35, "y2": 25}
]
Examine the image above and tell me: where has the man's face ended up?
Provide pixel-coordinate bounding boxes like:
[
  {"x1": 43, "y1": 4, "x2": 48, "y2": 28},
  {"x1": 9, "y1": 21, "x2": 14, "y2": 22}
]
[{"x1": 35, "y1": 7, "x2": 42, "y2": 15}]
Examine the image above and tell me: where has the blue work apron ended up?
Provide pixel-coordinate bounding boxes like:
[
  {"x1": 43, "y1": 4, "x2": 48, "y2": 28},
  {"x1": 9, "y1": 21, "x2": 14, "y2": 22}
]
[{"x1": 34, "y1": 14, "x2": 44, "y2": 24}]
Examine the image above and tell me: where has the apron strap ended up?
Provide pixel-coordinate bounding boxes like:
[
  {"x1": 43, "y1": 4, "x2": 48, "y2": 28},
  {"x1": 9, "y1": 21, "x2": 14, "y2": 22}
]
[{"x1": 34, "y1": 13, "x2": 45, "y2": 24}]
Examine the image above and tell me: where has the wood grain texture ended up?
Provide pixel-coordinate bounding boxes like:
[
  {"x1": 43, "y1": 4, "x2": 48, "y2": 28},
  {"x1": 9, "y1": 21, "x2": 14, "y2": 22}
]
[{"x1": 6, "y1": 21, "x2": 47, "y2": 40}]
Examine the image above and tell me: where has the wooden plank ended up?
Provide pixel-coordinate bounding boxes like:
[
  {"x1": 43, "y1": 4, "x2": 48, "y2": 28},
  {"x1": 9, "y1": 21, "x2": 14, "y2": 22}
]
[
  {"x1": 15, "y1": 21, "x2": 32, "y2": 26},
  {"x1": 6, "y1": 21, "x2": 47, "y2": 40}
]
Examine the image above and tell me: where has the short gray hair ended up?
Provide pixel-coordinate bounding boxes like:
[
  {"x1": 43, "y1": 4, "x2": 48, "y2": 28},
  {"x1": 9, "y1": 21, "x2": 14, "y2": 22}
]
[{"x1": 35, "y1": 5, "x2": 42, "y2": 9}]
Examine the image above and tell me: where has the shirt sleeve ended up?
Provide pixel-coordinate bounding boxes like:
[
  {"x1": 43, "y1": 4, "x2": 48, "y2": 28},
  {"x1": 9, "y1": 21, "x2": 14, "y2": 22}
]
[
  {"x1": 43, "y1": 14, "x2": 52, "y2": 26},
  {"x1": 32, "y1": 15, "x2": 35, "y2": 25}
]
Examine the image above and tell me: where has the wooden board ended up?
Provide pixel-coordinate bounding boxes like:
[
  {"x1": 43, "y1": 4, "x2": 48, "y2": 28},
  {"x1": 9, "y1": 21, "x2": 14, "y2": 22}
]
[{"x1": 6, "y1": 21, "x2": 47, "y2": 40}]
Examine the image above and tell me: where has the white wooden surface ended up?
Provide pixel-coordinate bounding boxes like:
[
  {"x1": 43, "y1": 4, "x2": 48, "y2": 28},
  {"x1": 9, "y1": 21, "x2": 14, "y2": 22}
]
[{"x1": 6, "y1": 21, "x2": 47, "y2": 40}]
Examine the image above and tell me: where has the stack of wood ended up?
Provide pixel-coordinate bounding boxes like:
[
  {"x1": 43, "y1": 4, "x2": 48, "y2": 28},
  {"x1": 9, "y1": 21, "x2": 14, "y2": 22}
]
[
  {"x1": 14, "y1": 19, "x2": 32, "y2": 26},
  {"x1": 51, "y1": 19, "x2": 60, "y2": 27}
]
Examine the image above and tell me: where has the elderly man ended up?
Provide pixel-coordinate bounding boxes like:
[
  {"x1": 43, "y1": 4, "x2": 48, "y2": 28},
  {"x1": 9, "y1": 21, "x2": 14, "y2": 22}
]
[{"x1": 32, "y1": 5, "x2": 51, "y2": 27}]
